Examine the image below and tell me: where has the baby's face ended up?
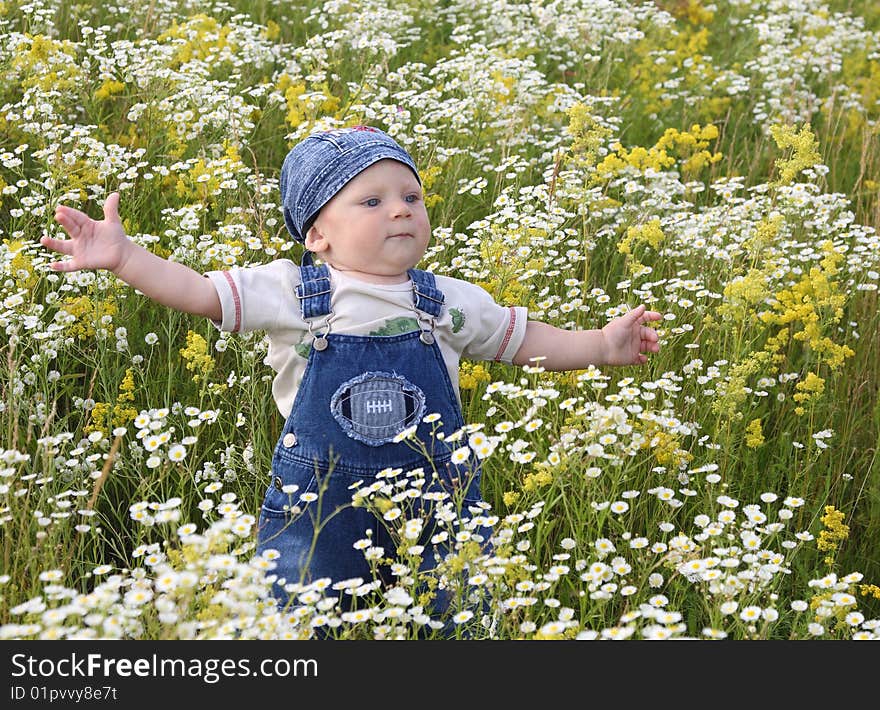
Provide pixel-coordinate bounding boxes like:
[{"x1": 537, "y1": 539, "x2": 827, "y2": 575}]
[{"x1": 305, "y1": 159, "x2": 431, "y2": 284}]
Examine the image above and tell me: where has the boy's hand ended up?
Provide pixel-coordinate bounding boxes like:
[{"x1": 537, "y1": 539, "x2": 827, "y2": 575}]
[
  {"x1": 41, "y1": 192, "x2": 130, "y2": 273},
  {"x1": 601, "y1": 304, "x2": 663, "y2": 366}
]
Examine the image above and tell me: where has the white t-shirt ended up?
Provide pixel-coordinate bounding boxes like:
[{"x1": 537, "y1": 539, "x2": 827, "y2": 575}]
[{"x1": 205, "y1": 260, "x2": 528, "y2": 418}]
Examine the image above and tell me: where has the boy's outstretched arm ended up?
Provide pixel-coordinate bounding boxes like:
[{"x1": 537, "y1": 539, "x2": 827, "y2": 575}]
[
  {"x1": 512, "y1": 304, "x2": 663, "y2": 369},
  {"x1": 41, "y1": 192, "x2": 221, "y2": 322}
]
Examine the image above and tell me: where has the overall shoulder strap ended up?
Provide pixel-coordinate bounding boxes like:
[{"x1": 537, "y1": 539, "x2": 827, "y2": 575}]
[
  {"x1": 296, "y1": 255, "x2": 332, "y2": 320},
  {"x1": 407, "y1": 268, "x2": 445, "y2": 318}
]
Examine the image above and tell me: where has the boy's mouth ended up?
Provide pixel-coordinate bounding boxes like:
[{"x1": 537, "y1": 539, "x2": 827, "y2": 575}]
[{"x1": 387, "y1": 233, "x2": 413, "y2": 239}]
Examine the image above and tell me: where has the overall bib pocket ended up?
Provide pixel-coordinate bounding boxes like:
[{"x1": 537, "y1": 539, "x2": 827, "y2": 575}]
[{"x1": 260, "y1": 455, "x2": 319, "y2": 519}]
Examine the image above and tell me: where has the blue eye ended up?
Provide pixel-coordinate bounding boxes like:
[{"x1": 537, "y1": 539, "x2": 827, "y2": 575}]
[
  {"x1": 364, "y1": 198, "x2": 380, "y2": 207},
  {"x1": 405, "y1": 194, "x2": 418, "y2": 203}
]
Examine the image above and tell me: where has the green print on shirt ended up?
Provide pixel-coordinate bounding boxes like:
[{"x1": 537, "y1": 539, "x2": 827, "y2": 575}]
[
  {"x1": 450, "y1": 308, "x2": 465, "y2": 333},
  {"x1": 370, "y1": 316, "x2": 420, "y2": 336},
  {"x1": 295, "y1": 339, "x2": 311, "y2": 358}
]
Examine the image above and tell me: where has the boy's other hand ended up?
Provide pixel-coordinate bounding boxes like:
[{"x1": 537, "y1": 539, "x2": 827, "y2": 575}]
[
  {"x1": 601, "y1": 304, "x2": 663, "y2": 366},
  {"x1": 41, "y1": 192, "x2": 130, "y2": 273}
]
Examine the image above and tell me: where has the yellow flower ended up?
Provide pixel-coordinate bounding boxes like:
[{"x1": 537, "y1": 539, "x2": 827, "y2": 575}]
[
  {"x1": 759, "y1": 242, "x2": 854, "y2": 374},
  {"x1": 639, "y1": 421, "x2": 694, "y2": 468},
  {"x1": 490, "y1": 69, "x2": 517, "y2": 106},
  {"x1": 617, "y1": 218, "x2": 665, "y2": 277},
  {"x1": 112, "y1": 406, "x2": 137, "y2": 429},
  {"x1": 118, "y1": 368, "x2": 136, "y2": 403},
  {"x1": 420, "y1": 164, "x2": 444, "y2": 209},
  {"x1": 93, "y1": 79, "x2": 125, "y2": 100},
  {"x1": 459, "y1": 362, "x2": 491, "y2": 390},
  {"x1": 261, "y1": 20, "x2": 280, "y2": 41},
  {"x1": 12, "y1": 34, "x2": 81, "y2": 92},
  {"x1": 4, "y1": 239, "x2": 39, "y2": 291},
  {"x1": 157, "y1": 14, "x2": 237, "y2": 68},
  {"x1": 677, "y1": 0, "x2": 715, "y2": 25},
  {"x1": 594, "y1": 123, "x2": 720, "y2": 185},
  {"x1": 60, "y1": 295, "x2": 117, "y2": 340},
  {"x1": 372, "y1": 497, "x2": 393, "y2": 514},
  {"x1": 711, "y1": 350, "x2": 772, "y2": 419},
  {"x1": 566, "y1": 103, "x2": 612, "y2": 168},
  {"x1": 655, "y1": 123, "x2": 722, "y2": 177},
  {"x1": 769, "y1": 123, "x2": 822, "y2": 186},
  {"x1": 793, "y1": 372, "x2": 826, "y2": 414},
  {"x1": 618, "y1": 219, "x2": 665, "y2": 255},
  {"x1": 743, "y1": 214, "x2": 784, "y2": 257},
  {"x1": 859, "y1": 584, "x2": 880, "y2": 601},
  {"x1": 718, "y1": 268, "x2": 770, "y2": 321},
  {"x1": 745, "y1": 418, "x2": 764, "y2": 449},
  {"x1": 180, "y1": 330, "x2": 215, "y2": 383},
  {"x1": 816, "y1": 505, "x2": 849, "y2": 557},
  {"x1": 84, "y1": 402, "x2": 110, "y2": 437},
  {"x1": 522, "y1": 465, "x2": 553, "y2": 492},
  {"x1": 85, "y1": 370, "x2": 138, "y2": 436},
  {"x1": 278, "y1": 75, "x2": 342, "y2": 130}
]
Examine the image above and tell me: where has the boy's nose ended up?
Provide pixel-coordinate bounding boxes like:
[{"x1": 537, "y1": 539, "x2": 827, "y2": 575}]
[{"x1": 391, "y1": 198, "x2": 412, "y2": 217}]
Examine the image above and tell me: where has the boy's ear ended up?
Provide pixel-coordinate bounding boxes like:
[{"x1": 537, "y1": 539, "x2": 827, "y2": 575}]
[{"x1": 304, "y1": 224, "x2": 329, "y2": 253}]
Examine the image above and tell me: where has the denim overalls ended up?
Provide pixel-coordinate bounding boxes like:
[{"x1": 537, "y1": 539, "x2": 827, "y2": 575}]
[{"x1": 256, "y1": 260, "x2": 484, "y2": 616}]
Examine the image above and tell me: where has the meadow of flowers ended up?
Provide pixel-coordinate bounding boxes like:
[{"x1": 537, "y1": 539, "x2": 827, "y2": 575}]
[{"x1": 1, "y1": 0, "x2": 879, "y2": 640}]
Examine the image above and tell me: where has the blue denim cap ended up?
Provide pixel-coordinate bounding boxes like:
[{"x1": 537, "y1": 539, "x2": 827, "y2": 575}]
[{"x1": 280, "y1": 126, "x2": 421, "y2": 243}]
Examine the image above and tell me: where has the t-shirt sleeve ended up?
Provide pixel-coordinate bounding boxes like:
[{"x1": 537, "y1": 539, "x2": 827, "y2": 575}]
[
  {"x1": 444, "y1": 277, "x2": 528, "y2": 364},
  {"x1": 203, "y1": 260, "x2": 300, "y2": 333}
]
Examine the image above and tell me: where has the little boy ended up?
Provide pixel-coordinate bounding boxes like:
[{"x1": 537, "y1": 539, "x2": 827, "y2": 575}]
[{"x1": 42, "y1": 126, "x2": 662, "y2": 621}]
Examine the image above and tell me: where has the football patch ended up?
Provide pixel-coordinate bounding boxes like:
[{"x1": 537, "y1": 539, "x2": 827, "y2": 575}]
[{"x1": 330, "y1": 371, "x2": 426, "y2": 446}]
